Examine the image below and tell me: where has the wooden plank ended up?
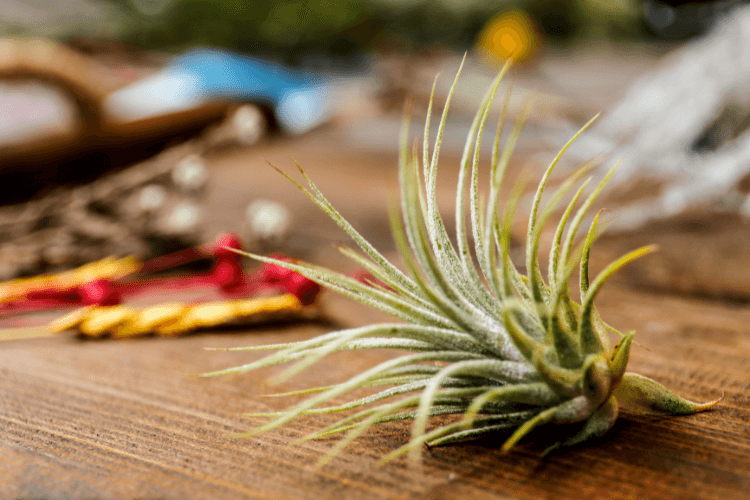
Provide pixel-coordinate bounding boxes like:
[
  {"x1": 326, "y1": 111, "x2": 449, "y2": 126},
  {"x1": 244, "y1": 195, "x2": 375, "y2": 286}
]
[{"x1": 1, "y1": 286, "x2": 748, "y2": 500}]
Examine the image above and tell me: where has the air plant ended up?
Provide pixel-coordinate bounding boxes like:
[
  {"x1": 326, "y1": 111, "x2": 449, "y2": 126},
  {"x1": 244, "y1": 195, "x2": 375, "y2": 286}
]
[{"x1": 203, "y1": 60, "x2": 718, "y2": 464}]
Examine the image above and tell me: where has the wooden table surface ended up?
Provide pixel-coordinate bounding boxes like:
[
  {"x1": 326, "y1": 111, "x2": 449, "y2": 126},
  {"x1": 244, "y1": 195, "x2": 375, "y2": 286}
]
[
  {"x1": 2, "y1": 116, "x2": 750, "y2": 499},
  {"x1": 2, "y1": 284, "x2": 749, "y2": 500}
]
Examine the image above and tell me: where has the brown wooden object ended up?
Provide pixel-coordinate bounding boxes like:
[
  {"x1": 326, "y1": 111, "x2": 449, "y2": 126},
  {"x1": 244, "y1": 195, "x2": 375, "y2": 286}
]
[{"x1": 0, "y1": 283, "x2": 747, "y2": 499}]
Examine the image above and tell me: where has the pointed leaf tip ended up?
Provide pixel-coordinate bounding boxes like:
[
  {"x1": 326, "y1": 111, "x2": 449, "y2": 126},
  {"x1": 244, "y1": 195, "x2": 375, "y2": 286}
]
[
  {"x1": 614, "y1": 373, "x2": 721, "y2": 415},
  {"x1": 610, "y1": 331, "x2": 634, "y2": 380}
]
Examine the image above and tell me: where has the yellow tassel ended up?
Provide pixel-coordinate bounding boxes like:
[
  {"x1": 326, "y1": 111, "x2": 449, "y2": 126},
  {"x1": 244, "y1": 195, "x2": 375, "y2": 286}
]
[
  {"x1": 49, "y1": 293, "x2": 309, "y2": 339},
  {"x1": 78, "y1": 306, "x2": 134, "y2": 338},
  {"x1": 0, "y1": 256, "x2": 140, "y2": 303},
  {"x1": 114, "y1": 303, "x2": 188, "y2": 338},
  {"x1": 47, "y1": 305, "x2": 97, "y2": 333}
]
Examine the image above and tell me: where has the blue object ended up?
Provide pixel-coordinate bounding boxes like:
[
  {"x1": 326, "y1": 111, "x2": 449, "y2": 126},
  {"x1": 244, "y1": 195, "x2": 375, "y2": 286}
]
[{"x1": 106, "y1": 49, "x2": 339, "y2": 134}]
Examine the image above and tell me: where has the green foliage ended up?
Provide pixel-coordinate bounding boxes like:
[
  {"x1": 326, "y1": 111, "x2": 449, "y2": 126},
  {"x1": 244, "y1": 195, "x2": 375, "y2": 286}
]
[
  {"x1": 203, "y1": 60, "x2": 719, "y2": 463},
  {"x1": 121, "y1": 0, "x2": 369, "y2": 58},
  {"x1": 114, "y1": 0, "x2": 651, "y2": 60}
]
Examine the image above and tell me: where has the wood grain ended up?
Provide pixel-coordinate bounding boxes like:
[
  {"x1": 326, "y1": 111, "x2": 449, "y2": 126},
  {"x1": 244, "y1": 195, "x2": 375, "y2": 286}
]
[{"x1": 1, "y1": 284, "x2": 749, "y2": 500}]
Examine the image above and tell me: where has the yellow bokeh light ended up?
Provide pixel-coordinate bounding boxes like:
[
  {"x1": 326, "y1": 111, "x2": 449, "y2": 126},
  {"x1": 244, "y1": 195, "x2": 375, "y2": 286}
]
[
  {"x1": 478, "y1": 10, "x2": 540, "y2": 65},
  {"x1": 499, "y1": 33, "x2": 518, "y2": 54}
]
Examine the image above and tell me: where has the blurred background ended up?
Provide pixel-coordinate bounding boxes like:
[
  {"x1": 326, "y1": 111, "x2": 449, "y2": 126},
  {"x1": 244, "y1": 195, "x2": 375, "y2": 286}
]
[
  {"x1": 3, "y1": 0, "x2": 750, "y2": 302},
  {"x1": 0, "y1": 0, "x2": 731, "y2": 58}
]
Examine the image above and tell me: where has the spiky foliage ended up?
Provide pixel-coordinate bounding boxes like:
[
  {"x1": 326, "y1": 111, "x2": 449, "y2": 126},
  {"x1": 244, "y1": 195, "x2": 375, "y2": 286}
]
[{"x1": 203, "y1": 61, "x2": 718, "y2": 464}]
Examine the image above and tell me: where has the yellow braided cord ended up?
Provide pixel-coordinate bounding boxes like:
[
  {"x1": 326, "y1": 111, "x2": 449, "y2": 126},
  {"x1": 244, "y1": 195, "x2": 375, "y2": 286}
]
[
  {"x1": 48, "y1": 293, "x2": 308, "y2": 338},
  {"x1": 0, "y1": 256, "x2": 141, "y2": 303}
]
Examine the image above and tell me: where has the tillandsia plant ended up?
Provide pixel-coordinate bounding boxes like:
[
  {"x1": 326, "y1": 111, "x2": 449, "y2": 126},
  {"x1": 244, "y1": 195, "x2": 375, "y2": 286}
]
[{"x1": 203, "y1": 60, "x2": 719, "y2": 464}]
